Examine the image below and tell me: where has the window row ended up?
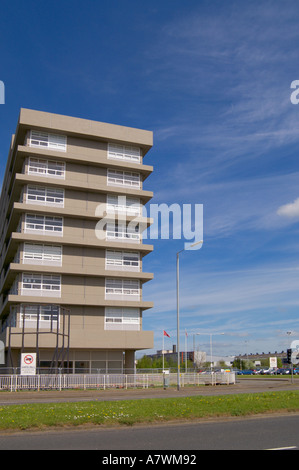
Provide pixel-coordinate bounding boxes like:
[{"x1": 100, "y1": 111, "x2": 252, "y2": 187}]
[
  {"x1": 25, "y1": 185, "x2": 64, "y2": 207},
  {"x1": 106, "y1": 194, "x2": 141, "y2": 216},
  {"x1": 9, "y1": 305, "x2": 140, "y2": 331},
  {"x1": 8, "y1": 274, "x2": 61, "y2": 298},
  {"x1": 22, "y1": 214, "x2": 142, "y2": 242},
  {"x1": 9, "y1": 304, "x2": 60, "y2": 329},
  {"x1": 27, "y1": 157, "x2": 65, "y2": 178},
  {"x1": 25, "y1": 159, "x2": 142, "y2": 189},
  {"x1": 21, "y1": 273, "x2": 61, "y2": 296},
  {"x1": 28, "y1": 131, "x2": 142, "y2": 166},
  {"x1": 22, "y1": 243, "x2": 62, "y2": 266},
  {"x1": 105, "y1": 307, "x2": 140, "y2": 330},
  {"x1": 23, "y1": 186, "x2": 144, "y2": 214},
  {"x1": 107, "y1": 169, "x2": 140, "y2": 188},
  {"x1": 24, "y1": 154, "x2": 142, "y2": 196},
  {"x1": 108, "y1": 143, "x2": 141, "y2": 163},
  {"x1": 105, "y1": 250, "x2": 140, "y2": 270},
  {"x1": 10, "y1": 273, "x2": 141, "y2": 300},
  {"x1": 106, "y1": 222, "x2": 140, "y2": 242},
  {"x1": 14, "y1": 244, "x2": 140, "y2": 272},
  {"x1": 29, "y1": 130, "x2": 67, "y2": 152},
  {"x1": 26, "y1": 163, "x2": 142, "y2": 190},
  {"x1": 24, "y1": 214, "x2": 63, "y2": 236},
  {"x1": 105, "y1": 278, "x2": 140, "y2": 298}
]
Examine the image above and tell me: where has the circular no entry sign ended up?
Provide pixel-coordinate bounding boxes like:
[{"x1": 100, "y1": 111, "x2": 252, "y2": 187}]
[{"x1": 24, "y1": 354, "x2": 34, "y2": 365}]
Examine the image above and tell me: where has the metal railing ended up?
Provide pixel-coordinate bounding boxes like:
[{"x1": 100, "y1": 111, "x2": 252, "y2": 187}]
[{"x1": 0, "y1": 372, "x2": 235, "y2": 392}]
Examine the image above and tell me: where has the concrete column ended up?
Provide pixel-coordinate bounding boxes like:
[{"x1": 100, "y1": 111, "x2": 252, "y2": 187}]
[{"x1": 124, "y1": 350, "x2": 135, "y2": 373}]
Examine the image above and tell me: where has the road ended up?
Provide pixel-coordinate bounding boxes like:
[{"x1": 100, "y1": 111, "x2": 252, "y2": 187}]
[
  {"x1": 0, "y1": 376, "x2": 299, "y2": 405},
  {"x1": 0, "y1": 414, "x2": 298, "y2": 450},
  {"x1": 0, "y1": 377, "x2": 299, "y2": 451}
]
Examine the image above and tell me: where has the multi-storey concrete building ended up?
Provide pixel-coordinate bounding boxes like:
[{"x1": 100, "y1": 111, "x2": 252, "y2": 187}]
[{"x1": 0, "y1": 109, "x2": 154, "y2": 372}]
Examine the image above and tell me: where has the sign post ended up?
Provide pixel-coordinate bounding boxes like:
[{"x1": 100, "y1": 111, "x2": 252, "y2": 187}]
[
  {"x1": 0, "y1": 341, "x2": 4, "y2": 364},
  {"x1": 269, "y1": 357, "x2": 277, "y2": 369},
  {"x1": 20, "y1": 353, "x2": 36, "y2": 375}
]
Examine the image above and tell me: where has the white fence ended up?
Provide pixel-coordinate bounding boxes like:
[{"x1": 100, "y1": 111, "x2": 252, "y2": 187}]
[{"x1": 0, "y1": 372, "x2": 235, "y2": 392}]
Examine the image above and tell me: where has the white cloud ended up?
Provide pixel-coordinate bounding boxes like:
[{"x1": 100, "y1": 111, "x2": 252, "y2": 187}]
[{"x1": 277, "y1": 198, "x2": 299, "y2": 218}]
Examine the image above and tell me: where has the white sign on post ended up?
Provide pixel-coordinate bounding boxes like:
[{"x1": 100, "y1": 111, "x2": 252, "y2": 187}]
[
  {"x1": 269, "y1": 357, "x2": 277, "y2": 368},
  {"x1": 20, "y1": 353, "x2": 36, "y2": 375}
]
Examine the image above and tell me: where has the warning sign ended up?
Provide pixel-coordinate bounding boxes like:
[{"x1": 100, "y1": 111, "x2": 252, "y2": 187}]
[{"x1": 20, "y1": 353, "x2": 36, "y2": 375}]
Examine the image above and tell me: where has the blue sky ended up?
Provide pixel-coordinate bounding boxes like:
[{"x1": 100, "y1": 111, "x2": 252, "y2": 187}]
[{"x1": 1, "y1": 0, "x2": 299, "y2": 358}]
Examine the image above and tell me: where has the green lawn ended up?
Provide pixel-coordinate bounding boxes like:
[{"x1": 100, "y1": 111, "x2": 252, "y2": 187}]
[{"x1": 0, "y1": 390, "x2": 299, "y2": 431}]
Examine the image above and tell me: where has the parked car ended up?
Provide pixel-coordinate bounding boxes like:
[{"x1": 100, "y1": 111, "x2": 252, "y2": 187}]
[
  {"x1": 260, "y1": 367, "x2": 277, "y2": 375},
  {"x1": 241, "y1": 369, "x2": 254, "y2": 375},
  {"x1": 277, "y1": 368, "x2": 291, "y2": 374}
]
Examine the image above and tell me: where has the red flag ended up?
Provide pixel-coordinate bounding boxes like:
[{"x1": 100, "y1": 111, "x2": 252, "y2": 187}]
[{"x1": 163, "y1": 330, "x2": 170, "y2": 338}]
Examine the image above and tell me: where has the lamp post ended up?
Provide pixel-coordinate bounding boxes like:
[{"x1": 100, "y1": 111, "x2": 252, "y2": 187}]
[
  {"x1": 193, "y1": 332, "x2": 200, "y2": 368},
  {"x1": 176, "y1": 240, "x2": 203, "y2": 391},
  {"x1": 287, "y1": 331, "x2": 294, "y2": 383},
  {"x1": 197, "y1": 332, "x2": 224, "y2": 372}
]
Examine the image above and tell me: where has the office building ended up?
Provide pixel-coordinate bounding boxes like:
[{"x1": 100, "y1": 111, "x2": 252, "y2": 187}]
[{"x1": 0, "y1": 109, "x2": 154, "y2": 372}]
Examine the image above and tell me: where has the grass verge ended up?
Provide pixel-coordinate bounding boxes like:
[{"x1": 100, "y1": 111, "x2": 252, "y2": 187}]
[{"x1": 0, "y1": 390, "x2": 299, "y2": 431}]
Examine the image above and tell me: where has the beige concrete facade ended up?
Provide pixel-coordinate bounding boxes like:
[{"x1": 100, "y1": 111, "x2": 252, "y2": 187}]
[{"x1": 0, "y1": 109, "x2": 154, "y2": 372}]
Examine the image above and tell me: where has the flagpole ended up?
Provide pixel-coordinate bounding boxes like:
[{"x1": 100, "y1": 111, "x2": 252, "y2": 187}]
[
  {"x1": 162, "y1": 331, "x2": 164, "y2": 371},
  {"x1": 176, "y1": 251, "x2": 180, "y2": 391},
  {"x1": 185, "y1": 329, "x2": 187, "y2": 373}
]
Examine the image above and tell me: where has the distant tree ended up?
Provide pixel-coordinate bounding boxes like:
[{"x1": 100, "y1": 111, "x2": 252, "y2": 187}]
[
  {"x1": 232, "y1": 358, "x2": 246, "y2": 369},
  {"x1": 136, "y1": 355, "x2": 152, "y2": 369},
  {"x1": 152, "y1": 357, "x2": 164, "y2": 369}
]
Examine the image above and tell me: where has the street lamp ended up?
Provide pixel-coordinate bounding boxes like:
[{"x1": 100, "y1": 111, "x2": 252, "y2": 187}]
[
  {"x1": 197, "y1": 332, "x2": 224, "y2": 372},
  {"x1": 286, "y1": 331, "x2": 294, "y2": 383},
  {"x1": 176, "y1": 240, "x2": 203, "y2": 391},
  {"x1": 193, "y1": 332, "x2": 201, "y2": 368}
]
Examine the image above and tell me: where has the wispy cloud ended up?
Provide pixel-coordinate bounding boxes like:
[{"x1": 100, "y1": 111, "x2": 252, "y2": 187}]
[
  {"x1": 149, "y1": 1, "x2": 299, "y2": 186},
  {"x1": 143, "y1": 261, "x2": 299, "y2": 354},
  {"x1": 277, "y1": 198, "x2": 299, "y2": 218},
  {"x1": 151, "y1": 170, "x2": 299, "y2": 240}
]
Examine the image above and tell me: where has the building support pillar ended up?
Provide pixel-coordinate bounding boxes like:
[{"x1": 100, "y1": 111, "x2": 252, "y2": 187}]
[{"x1": 124, "y1": 350, "x2": 135, "y2": 373}]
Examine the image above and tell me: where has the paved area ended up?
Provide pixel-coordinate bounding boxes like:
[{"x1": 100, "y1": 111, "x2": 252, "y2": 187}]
[{"x1": 0, "y1": 377, "x2": 298, "y2": 405}]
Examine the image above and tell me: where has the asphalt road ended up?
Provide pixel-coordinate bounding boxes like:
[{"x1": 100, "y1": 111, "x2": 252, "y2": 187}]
[
  {"x1": 0, "y1": 377, "x2": 299, "y2": 451},
  {"x1": 0, "y1": 414, "x2": 298, "y2": 450}
]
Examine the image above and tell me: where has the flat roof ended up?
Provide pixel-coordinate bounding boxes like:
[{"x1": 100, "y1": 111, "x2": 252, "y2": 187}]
[{"x1": 17, "y1": 108, "x2": 153, "y2": 153}]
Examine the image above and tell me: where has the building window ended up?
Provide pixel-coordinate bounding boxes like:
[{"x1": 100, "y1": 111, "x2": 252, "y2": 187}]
[
  {"x1": 26, "y1": 185, "x2": 64, "y2": 207},
  {"x1": 29, "y1": 130, "x2": 67, "y2": 152},
  {"x1": 24, "y1": 214, "x2": 63, "y2": 236},
  {"x1": 23, "y1": 243, "x2": 62, "y2": 266},
  {"x1": 19, "y1": 304, "x2": 59, "y2": 329},
  {"x1": 105, "y1": 278, "x2": 140, "y2": 299},
  {"x1": 106, "y1": 194, "x2": 141, "y2": 216},
  {"x1": 106, "y1": 222, "x2": 140, "y2": 242},
  {"x1": 105, "y1": 307, "x2": 140, "y2": 330},
  {"x1": 108, "y1": 143, "x2": 141, "y2": 163},
  {"x1": 21, "y1": 273, "x2": 61, "y2": 297},
  {"x1": 106, "y1": 250, "x2": 140, "y2": 271},
  {"x1": 107, "y1": 169, "x2": 140, "y2": 188},
  {"x1": 28, "y1": 157, "x2": 65, "y2": 179}
]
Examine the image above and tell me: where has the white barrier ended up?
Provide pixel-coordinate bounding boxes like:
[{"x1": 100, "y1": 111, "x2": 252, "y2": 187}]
[{"x1": 0, "y1": 372, "x2": 235, "y2": 392}]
